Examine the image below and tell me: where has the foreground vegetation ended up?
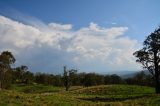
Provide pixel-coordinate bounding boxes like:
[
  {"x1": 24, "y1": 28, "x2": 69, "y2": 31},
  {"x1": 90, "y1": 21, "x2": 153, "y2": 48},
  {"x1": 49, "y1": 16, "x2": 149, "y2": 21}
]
[{"x1": 0, "y1": 84, "x2": 160, "y2": 106}]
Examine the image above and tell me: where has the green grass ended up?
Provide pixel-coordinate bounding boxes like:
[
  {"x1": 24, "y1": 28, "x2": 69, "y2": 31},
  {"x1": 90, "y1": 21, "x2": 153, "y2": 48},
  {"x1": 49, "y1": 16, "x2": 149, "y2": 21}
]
[
  {"x1": 11, "y1": 84, "x2": 64, "y2": 93},
  {"x1": 0, "y1": 84, "x2": 160, "y2": 106},
  {"x1": 73, "y1": 85, "x2": 154, "y2": 95}
]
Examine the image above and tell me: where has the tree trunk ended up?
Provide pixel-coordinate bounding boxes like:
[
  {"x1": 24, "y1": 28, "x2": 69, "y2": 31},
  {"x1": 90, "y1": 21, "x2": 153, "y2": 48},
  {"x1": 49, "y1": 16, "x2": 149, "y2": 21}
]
[
  {"x1": 0, "y1": 71, "x2": 2, "y2": 89},
  {"x1": 154, "y1": 51, "x2": 160, "y2": 93},
  {"x1": 0, "y1": 81, "x2": 1, "y2": 90},
  {"x1": 155, "y1": 74, "x2": 160, "y2": 93},
  {"x1": 66, "y1": 86, "x2": 69, "y2": 91}
]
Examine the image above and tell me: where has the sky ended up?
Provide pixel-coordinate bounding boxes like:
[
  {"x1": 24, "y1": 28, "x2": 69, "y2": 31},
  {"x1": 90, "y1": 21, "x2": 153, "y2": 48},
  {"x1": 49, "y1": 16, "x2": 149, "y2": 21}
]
[{"x1": 0, "y1": 0, "x2": 159, "y2": 74}]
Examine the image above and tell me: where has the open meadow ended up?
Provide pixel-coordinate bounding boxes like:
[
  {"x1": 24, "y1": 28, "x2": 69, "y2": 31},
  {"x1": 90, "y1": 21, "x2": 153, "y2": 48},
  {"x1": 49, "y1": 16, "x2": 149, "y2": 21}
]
[{"x1": 0, "y1": 84, "x2": 160, "y2": 106}]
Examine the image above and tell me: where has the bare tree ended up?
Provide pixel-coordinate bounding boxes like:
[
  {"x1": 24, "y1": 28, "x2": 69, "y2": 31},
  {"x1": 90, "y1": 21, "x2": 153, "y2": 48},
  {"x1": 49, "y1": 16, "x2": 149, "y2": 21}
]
[{"x1": 63, "y1": 66, "x2": 77, "y2": 91}]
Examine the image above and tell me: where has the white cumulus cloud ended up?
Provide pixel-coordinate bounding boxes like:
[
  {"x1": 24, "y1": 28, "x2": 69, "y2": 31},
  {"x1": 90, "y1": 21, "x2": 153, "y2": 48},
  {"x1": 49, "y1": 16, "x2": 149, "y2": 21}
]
[{"x1": 0, "y1": 15, "x2": 140, "y2": 73}]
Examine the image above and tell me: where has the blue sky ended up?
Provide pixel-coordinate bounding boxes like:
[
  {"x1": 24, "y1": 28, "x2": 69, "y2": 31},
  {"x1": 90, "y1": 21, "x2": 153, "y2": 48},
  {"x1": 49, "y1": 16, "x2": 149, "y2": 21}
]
[
  {"x1": 0, "y1": 0, "x2": 159, "y2": 74},
  {"x1": 1, "y1": 0, "x2": 160, "y2": 41}
]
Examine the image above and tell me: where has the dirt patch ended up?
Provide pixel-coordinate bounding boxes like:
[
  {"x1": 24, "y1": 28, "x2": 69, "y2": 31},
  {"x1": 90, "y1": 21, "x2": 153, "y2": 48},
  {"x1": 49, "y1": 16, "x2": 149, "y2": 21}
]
[{"x1": 78, "y1": 95, "x2": 151, "y2": 102}]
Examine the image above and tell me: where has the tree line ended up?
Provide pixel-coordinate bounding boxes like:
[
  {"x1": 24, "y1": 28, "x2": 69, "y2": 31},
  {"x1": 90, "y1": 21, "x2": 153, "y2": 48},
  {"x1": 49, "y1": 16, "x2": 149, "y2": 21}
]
[
  {"x1": 62, "y1": 66, "x2": 154, "y2": 90},
  {"x1": 0, "y1": 51, "x2": 154, "y2": 90}
]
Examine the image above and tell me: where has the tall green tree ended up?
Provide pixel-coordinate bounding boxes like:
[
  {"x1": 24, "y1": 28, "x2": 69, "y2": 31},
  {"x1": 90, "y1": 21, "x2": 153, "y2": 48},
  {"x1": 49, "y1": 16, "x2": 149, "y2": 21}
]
[
  {"x1": 0, "y1": 51, "x2": 15, "y2": 89},
  {"x1": 133, "y1": 27, "x2": 160, "y2": 93}
]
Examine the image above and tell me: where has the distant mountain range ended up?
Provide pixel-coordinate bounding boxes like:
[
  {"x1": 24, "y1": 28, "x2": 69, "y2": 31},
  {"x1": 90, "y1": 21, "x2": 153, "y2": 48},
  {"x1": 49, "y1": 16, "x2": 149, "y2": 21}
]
[
  {"x1": 79, "y1": 70, "x2": 150, "y2": 79},
  {"x1": 106, "y1": 70, "x2": 151, "y2": 79},
  {"x1": 101, "y1": 70, "x2": 142, "y2": 78}
]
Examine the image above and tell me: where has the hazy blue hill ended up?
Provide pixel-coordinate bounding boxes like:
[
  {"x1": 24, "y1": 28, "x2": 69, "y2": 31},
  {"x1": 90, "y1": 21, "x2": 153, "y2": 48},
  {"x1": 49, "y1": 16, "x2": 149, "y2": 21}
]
[{"x1": 101, "y1": 70, "x2": 139, "y2": 78}]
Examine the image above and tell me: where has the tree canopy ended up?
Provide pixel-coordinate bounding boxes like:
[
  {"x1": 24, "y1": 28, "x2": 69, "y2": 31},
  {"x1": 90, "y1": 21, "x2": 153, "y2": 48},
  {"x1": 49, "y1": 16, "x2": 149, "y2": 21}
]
[{"x1": 134, "y1": 27, "x2": 160, "y2": 93}]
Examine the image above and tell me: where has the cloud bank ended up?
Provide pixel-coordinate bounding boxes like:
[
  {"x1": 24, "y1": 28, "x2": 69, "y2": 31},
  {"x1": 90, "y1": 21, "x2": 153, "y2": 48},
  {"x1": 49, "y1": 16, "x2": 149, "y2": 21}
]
[{"x1": 0, "y1": 15, "x2": 140, "y2": 73}]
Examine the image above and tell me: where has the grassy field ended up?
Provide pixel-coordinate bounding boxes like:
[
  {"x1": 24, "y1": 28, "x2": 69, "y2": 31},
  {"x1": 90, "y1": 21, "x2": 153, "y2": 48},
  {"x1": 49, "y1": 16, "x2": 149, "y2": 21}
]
[{"x1": 0, "y1": 84, "x2": 160, "y2": 106}]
